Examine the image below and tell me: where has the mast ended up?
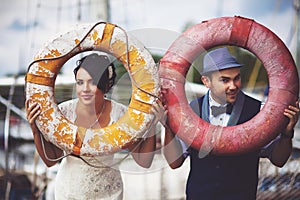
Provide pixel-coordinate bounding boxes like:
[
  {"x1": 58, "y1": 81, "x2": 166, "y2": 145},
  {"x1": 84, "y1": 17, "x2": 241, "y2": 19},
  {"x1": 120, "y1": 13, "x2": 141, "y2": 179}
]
[{"x1": 89, "y1": 0, "x2": 110, "y2": 22}]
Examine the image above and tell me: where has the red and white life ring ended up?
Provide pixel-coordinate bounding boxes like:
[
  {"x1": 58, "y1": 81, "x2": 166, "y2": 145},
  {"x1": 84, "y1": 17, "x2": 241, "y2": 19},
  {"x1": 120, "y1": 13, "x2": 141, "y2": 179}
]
[
  {"x1": 25, "y1": 22, "x2": 159, "y2": 156},
  {"x1": 159, "y1": 16, "x2": 299, "y2": 155}
]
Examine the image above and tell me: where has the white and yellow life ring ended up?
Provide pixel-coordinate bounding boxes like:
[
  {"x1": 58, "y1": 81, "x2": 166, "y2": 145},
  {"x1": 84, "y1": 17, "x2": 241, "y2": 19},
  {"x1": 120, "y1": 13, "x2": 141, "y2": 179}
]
[{"x1": 25, "y1": 22, "x2": 159, "y2": 156}]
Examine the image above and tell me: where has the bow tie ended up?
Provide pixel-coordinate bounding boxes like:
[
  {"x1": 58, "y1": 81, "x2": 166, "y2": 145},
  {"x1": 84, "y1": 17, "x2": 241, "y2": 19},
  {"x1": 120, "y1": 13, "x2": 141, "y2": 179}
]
[{"x1": 211, "y1": 104, "x2": 233, "y2": 117}]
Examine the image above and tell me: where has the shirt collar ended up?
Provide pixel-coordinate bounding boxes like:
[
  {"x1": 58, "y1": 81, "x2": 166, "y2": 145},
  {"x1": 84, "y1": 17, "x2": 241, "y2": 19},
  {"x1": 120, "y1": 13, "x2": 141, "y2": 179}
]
[{"x1": 208, "y1": 91, "x2": 227, "y2": 107}]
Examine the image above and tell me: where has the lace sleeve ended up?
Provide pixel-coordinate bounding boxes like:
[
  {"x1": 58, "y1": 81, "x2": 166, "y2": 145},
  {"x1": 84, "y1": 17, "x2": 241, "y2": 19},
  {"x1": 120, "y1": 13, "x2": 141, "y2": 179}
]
[
  {"x1": 58, "y1": 99, "x2": 77, "y2": 122},
  {"x1": 110, "y1": 100, "x2": 127, "y2": 123}
]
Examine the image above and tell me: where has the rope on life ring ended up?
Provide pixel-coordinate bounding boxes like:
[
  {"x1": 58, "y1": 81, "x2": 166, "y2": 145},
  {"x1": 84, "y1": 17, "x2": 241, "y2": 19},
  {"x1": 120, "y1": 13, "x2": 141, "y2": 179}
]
[
  {"x1": 25, "y1": 22, "x2": 159, "y2": 156},
  {"x1": 159, "y1": 16, "x2": 299, "y2": 155}
]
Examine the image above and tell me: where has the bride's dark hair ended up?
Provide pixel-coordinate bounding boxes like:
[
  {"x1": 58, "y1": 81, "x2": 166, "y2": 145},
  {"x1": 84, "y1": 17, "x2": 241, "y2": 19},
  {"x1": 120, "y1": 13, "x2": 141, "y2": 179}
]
[{"x1": 73, "y1": 53, "x2": 116, "y2": 93}]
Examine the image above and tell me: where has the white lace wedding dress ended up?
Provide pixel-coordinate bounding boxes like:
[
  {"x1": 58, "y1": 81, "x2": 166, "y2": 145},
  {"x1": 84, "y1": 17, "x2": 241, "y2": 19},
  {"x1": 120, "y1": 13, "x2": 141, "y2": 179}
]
[{"x1": 54, "y1": 99, "x2": 127, "y2": 200}]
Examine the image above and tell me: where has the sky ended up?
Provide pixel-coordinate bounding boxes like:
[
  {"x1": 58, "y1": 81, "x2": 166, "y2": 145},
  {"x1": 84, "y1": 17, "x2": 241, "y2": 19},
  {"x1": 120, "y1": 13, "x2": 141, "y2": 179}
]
[{"x1": 0, "y1": 0, "x2": 298, "y2": 77}]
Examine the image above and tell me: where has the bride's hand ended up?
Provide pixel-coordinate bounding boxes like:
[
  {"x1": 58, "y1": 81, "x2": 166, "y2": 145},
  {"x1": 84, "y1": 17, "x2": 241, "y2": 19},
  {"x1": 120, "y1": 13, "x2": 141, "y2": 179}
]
[
  {"x1": 151, "y1": 99, "x2": 168, "y2": 126},
  {"x1": 25, "y1": 100, "x2": 41, "y2": 126}
]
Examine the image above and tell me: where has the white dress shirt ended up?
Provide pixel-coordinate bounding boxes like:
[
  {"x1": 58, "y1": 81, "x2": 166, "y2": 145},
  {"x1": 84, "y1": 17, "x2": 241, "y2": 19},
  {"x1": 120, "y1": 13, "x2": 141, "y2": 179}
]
[{"x1": 208, "y1": 92, "x2": 231, "y2": 127}]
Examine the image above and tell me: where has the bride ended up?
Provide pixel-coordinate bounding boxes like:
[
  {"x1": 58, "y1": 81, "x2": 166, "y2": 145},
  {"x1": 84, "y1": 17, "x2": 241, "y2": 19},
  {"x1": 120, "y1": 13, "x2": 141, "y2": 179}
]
[{"x1": 26, "y1": 53, "x2": 165, "y2": 199}]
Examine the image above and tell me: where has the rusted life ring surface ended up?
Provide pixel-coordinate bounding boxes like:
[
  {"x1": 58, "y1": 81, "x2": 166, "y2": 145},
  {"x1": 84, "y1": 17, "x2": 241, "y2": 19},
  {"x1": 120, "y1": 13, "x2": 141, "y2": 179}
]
[
  {"x1": 25, "y1": 22, "x2": 159, "y2": 156},
  {"x1": 159, "y1": 16, "x2": 299, "y2": 155}
]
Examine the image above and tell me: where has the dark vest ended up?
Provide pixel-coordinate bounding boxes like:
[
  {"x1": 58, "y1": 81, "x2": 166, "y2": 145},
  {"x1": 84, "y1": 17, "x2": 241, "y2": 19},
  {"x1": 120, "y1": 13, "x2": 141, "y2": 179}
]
[{"x1": 186, "y1": 93, "x2": 261, "y2": 200}]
